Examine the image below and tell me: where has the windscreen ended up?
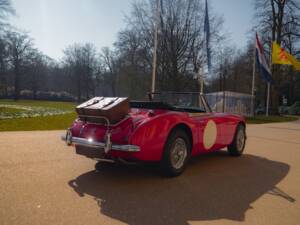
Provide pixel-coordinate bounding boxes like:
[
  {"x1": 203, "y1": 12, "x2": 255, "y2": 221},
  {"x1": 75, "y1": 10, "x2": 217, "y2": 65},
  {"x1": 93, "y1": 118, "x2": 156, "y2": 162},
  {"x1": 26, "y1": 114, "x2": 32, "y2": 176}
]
[{"x1": 152, "y1": 93, "x2": 207, "y2": 112}]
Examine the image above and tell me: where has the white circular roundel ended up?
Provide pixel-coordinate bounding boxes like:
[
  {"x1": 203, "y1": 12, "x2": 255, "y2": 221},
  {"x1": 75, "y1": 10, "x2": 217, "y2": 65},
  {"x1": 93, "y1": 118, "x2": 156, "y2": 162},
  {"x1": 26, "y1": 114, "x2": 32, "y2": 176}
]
[{"x1": 203, "y1": 120, "x2": 217, "y2": 150}]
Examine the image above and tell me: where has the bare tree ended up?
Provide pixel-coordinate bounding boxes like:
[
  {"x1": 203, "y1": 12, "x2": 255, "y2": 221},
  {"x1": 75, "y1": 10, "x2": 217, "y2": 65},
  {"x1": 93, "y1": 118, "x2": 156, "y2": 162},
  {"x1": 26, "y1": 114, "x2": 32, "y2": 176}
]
[
  {"x1": 6, "y1": 30, "x2": 33, "y2": 100},
  {"x1": 254, "y1": 0, "x2": 300, "y2": 111},
  {"x1": 62, "y1": 43, "x2": 98, "y2": 101},
  {"x1": 83, "y1": 43, "x2": 98, "y2": 98},
  {"x1": 24, "y1": 49, "x2": 50, "y2": 99},
  {"x1": 100, "y1": 47, "x2": 119, "y2": 96},
  {"x1": 0, "y1": 0, "x2": 15, "y2": 28},
  {"x1": 0, "y1": 0, "x2": 14, "y2": 96},
  {"x1": 116, "y1": 0, "x2": 224, "y2": 93},
  {"x1": 0, "y1": 36, "x2": 9, "y2": 96},
  {"x1": 114, "y1": 29, "x2": 151, "y2": 99}
]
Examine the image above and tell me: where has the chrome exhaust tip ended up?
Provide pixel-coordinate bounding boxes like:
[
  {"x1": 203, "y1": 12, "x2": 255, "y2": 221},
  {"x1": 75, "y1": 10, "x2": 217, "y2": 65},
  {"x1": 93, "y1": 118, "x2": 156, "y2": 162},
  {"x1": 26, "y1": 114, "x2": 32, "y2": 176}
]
[{"x1": 66, "y1": 128, "x2": 72, "y2": 146}]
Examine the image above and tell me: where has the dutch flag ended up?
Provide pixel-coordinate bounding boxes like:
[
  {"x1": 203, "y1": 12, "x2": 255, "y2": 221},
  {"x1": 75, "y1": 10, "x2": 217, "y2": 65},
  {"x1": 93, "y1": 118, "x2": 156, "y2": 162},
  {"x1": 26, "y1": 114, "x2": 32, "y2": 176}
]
[{"x1": 256, "y1": 33, "x2": 273, "y2": 83}]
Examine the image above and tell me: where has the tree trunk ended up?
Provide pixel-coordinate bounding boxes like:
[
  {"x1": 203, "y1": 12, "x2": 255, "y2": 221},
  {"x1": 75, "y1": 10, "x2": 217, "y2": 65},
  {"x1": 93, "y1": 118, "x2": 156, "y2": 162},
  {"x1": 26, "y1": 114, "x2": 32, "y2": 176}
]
[
  {"x1": 14, "y1": 63, "x2": 20, "y2": 100},
  {"x1": 111, "y1": 78, "x2": 116, "y2": 97},
  {"x1": 77, "y1": 76, "x2": 81, "y2": 102},
  {"x1": 269, "y1": 0, "x2": 286, "y2": 114}
]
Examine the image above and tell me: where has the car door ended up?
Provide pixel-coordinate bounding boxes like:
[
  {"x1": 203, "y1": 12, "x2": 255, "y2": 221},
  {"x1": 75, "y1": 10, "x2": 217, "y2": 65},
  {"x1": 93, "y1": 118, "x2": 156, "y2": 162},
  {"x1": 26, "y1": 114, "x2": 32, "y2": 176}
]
[{"x1": 189, "y1": 113, "x2": 224, "y2": 154}]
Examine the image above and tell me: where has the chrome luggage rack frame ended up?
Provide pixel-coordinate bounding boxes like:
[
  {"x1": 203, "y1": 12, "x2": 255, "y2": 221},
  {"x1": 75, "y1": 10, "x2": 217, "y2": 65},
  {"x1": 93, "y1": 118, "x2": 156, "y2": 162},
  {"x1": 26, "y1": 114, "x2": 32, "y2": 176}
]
[
  {"x1": 77, "y1": 114, "x2": 130, "y2": 127},
  {"x1": 61, "y1": 114, "x2": 140, "y2": 153}
]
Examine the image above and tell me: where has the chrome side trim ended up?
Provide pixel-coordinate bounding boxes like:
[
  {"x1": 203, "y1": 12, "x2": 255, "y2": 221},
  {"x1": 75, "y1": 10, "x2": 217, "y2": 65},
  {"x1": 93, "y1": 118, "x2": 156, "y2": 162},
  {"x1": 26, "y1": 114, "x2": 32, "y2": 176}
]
[
  {"x1": 77, "y1": 115, "x2": 130, "y2": 127},
  {"x1": 61, "y1": 135, "x2": 140, "y2": 152},
  {"x1": 95, "y1": 158, "x2": 115, "y2": 163},
  {"x1": 96, "y1": 158, "x2": 139, "y2": 165}
]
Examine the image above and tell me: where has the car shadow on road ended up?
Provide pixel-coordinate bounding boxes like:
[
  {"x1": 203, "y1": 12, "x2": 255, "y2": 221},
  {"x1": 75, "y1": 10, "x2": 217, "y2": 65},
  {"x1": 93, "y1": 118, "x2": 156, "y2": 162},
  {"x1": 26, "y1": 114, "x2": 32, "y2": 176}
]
[{"x1": 68, "y1": 151, "x2": 293, "y2": 225}]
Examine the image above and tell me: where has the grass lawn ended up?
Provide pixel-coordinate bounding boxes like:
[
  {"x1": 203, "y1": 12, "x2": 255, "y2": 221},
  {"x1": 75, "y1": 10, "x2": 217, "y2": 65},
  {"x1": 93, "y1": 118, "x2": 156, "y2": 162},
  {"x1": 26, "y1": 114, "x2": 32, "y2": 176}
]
[
  {"x1": 0, "y1": 99, "x2": 77, "y2": 131},
  {"x1": 0, "y1": 106, "x2": 26, "y2": 114},
  {"x1": 246, "y1": 115, "x2": 299, "y2": 124},
  {"x1": 0, "y1": 99, "x2": 298, "y2": 131},
  {"x1": 0, "y1": 99, "x2": 76, "y2": 111}
]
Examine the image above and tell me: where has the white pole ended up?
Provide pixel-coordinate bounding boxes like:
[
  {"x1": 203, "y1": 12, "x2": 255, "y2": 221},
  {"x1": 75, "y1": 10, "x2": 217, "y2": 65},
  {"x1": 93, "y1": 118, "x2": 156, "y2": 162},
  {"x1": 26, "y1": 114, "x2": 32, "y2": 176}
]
[
  {"x1": 200, "y1": 78, "x2": 204, "y2": 94},
  {"x1": 151, "y1": 0, "x2": 160, "y2": 95},
  {"x1": 266, "y1": 82, "x2": 270, "y2": 116},
  {"x1": 197, "y1": 67, "x2": 204, "y2": 94},
  {"x1": 266, "y1": 40, "x2": 273, "y2": 117},
  {"x1": 197, "y1": 67, "x2": 203, "y2": 107},
  {"x1": 251, "y1": 47, "x2": 256, "y2": 117}
]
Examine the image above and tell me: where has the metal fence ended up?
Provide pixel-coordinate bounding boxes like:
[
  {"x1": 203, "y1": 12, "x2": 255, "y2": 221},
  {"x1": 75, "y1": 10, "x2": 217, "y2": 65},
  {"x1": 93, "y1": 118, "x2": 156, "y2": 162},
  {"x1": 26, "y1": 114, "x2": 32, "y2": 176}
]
[{"x1": 205, "y1": 91, "x2": 254, "y2": 117}]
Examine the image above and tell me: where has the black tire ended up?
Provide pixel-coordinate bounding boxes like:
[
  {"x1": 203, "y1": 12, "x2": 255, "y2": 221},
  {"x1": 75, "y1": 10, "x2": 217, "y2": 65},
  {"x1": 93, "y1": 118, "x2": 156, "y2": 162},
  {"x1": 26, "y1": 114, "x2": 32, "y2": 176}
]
[
  {"x1": 227, "y1": 124, "x2": 246, "y2": 156},
  {"x1": 95, "y1": 161, "x2": 103, "y2": 171},
  {"x1": 161, "y1": 129, "x2": 191, "y2": 177},
  {"x1": 94, "y1": 161, "x2": 114, "y2": 171}
]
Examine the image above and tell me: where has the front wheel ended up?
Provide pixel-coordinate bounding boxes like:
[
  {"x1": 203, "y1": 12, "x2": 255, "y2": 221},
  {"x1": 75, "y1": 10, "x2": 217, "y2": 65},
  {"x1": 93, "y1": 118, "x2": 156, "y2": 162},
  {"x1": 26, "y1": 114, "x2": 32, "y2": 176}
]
[
  {"x1": 161, "y1": 129, "x2": 191, "y2": 177},
  {"x1": 227, "y1": 124, "x2": 246, "y2": 156}
]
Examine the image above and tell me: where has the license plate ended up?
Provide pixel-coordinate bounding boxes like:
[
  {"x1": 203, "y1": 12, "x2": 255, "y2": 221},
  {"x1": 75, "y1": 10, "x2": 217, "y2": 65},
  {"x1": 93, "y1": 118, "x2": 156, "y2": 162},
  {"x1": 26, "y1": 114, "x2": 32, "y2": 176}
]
[{"x1": 75, "y1": 145, "x2": 105, "y2": 159}]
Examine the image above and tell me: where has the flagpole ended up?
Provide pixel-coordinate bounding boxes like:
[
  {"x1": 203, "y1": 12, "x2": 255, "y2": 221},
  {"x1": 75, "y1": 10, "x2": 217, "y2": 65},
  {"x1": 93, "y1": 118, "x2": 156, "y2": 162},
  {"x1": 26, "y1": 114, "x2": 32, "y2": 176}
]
[
  {"x1": 251, "y1": 42, "x2": 256, "y2": 117},
  {"x1": 151, "y1": 0, "x2": 160, "y2": 95},
  {"x1": 197, "y1": 67, "x2": 203, "y2": 107},
  {"x1": 266, "y1": 82, "x2": 270, "y2": 116},
  {"x1": 204, "y1": 0, "x2": 211, "y2": 75},
  {"x1": 197, "y1": 67, "x2": 204, "y2": 94},
  {"x1": 200, "y1": 77, "x2": 204, "y2": 94},
  {"x1": 266, "y1": 41, "x2": 272, "y2": 116}
]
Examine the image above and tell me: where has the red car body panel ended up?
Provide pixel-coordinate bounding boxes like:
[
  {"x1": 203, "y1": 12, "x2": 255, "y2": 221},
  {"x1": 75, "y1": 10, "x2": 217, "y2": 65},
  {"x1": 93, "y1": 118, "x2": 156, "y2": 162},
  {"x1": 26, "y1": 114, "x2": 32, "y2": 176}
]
[{"x1": 69, "y1": 107, "x2": 245, "y2": 162}]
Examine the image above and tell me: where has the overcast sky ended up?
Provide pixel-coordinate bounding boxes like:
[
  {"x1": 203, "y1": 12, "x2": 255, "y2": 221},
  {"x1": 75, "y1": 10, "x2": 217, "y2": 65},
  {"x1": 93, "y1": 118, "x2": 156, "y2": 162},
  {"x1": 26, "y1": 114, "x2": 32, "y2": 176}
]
[{"x1": 10, "y1": 0, "x2": 254, "y2": 60}]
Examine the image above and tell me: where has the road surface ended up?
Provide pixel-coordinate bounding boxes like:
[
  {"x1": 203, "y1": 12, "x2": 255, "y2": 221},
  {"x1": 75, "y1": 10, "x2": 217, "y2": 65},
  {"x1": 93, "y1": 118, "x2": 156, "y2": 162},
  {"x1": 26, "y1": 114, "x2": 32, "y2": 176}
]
[{"x1": 0, "y1": 120, "x2": 300, "y2": 225}]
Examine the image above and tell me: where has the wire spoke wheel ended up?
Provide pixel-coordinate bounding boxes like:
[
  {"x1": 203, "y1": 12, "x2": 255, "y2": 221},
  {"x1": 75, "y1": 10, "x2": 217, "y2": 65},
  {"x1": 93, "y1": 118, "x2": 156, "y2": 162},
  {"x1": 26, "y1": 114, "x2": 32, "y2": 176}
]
[
  {"x1": 228, "y1": 124, "x2": 246, "y2": 156},
  {"x1": 236, "y1": 128, "x2": 245, "y2": 152},
  {"x1": 162, "y1": 129, "x2": 191, "y2": 177},
  {"x1": 170, "y1": 138, "x2": 188, "y2": 170}
]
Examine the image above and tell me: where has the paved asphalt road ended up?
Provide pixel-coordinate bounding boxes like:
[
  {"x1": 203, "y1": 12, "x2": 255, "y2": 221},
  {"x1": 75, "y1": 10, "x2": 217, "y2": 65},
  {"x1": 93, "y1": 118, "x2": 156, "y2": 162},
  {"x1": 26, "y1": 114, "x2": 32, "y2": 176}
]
[{"x1": 1, "y1": 120, "x2": 300, "y2": 225}]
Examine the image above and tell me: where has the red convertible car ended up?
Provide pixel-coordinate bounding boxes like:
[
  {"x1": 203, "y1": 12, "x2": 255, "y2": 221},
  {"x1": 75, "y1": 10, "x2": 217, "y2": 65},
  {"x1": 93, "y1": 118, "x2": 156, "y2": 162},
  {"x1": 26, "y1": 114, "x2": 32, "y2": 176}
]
[{"x1": 62, "y1": 92, "x2": 246, "y2": 176}]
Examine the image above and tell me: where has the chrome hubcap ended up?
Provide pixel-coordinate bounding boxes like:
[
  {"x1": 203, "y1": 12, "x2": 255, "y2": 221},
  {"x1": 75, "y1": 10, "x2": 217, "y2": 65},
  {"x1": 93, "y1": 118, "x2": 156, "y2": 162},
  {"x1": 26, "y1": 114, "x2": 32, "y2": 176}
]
[
  {"x1": 236, "y1": 129, "x2": 245, "y2": 152},
  {"x1": 170, "y1": 138, "x2": 187, "y2": 169}
]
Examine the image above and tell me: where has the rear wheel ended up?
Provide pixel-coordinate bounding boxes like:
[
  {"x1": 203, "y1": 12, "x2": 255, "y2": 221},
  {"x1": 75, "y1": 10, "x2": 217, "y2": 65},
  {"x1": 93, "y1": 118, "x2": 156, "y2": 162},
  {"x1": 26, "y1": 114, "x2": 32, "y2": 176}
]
[
  {"x1": 95, "y1": 160, "x2": 115, "y2": 171},
  {"x1": 227, "y1": 124, "x2": 246, "y2": 156},
  {"x1": 161, "y1": 129, "x2": 191, "y2": 177},
  {"x1": 95, "y1": 161, "x2": 103, "y2": 171}
]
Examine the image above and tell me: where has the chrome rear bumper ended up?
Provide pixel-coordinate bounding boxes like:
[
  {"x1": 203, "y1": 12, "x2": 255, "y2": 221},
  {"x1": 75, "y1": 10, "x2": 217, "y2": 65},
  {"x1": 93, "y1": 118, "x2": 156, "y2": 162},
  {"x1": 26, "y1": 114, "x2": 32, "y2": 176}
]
[{"x1": 61, "y1": 130, "x2": 140, "y2": 153}]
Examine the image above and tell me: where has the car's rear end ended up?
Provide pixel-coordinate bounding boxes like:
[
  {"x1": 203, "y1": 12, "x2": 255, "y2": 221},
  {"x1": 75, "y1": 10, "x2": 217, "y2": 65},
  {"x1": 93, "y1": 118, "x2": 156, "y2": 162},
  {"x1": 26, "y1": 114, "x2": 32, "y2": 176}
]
[
  {"x1": 61, "y1": 97, "x2": 144, "y2": 163},
  {"x1": 63, "y1": 116, "x2": 143, "y2": 160}
]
